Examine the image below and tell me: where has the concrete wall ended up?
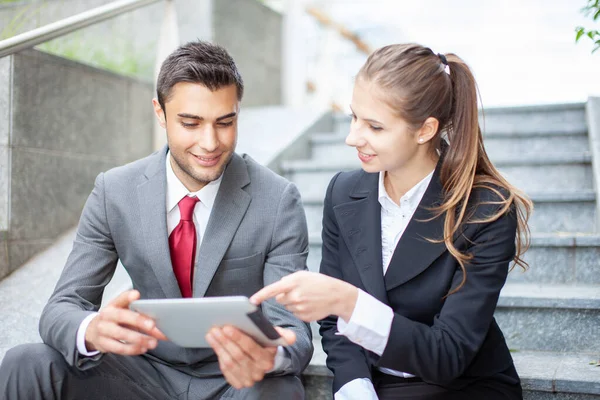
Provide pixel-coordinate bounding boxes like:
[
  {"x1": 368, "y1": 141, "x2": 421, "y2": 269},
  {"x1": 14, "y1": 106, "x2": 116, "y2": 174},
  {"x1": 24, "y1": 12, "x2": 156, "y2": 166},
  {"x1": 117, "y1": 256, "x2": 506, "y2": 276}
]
[
  {"x1": 0, "y1": 55, "x2": 10, "y2": 278},
  {"x1": 207, "y1": 0, "x2": 283, "y2": 106},
  {"x1": 0, "y1": 49, "x2": 154, "y2": 280}
]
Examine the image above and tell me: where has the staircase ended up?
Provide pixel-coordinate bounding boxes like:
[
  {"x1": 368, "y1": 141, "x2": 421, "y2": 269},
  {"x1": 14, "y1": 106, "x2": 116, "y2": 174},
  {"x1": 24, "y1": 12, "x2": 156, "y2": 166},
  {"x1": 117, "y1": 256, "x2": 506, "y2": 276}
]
[{"x1": 281, "y1": 103, "x2": 600, "y2": 399}]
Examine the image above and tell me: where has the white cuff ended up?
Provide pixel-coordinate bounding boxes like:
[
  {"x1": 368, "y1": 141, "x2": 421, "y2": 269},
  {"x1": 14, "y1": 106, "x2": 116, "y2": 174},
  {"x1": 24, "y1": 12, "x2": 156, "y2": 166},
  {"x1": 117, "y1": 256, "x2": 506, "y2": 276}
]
[
  {"x1": 334, "y1": 378, "x2": 378, "y2": 400},
  {"x1": 77, "y1": 313, "x2": 101, "y2": 356},
  {"x1": 268, "y1": 346, "x2": 291, "y2": 373},
  {"x1": 336, "y1": 289, "x2": 393, "y2": 355}
]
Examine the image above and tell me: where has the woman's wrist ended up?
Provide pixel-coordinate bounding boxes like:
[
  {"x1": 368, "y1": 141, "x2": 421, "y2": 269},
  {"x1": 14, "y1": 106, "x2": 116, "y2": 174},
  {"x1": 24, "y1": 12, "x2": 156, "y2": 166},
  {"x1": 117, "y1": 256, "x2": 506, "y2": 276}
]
[{"x1": 336, "y1": 281, "x2": 358, "y2": 321}]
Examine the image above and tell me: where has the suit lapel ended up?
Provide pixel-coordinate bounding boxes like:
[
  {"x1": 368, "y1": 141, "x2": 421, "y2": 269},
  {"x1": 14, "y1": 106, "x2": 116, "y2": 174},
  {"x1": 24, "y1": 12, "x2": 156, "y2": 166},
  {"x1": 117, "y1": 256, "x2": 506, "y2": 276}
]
[
  {"x1": 334, "y1": 172, "x2": 389, "y2": 305},
  {"x1": 383, "y1": 166, "x2": 447, "y2": 291},
  {"x1": 193, "y1": 153, "x2": 251, "y2": 297},
  {"x1": 137, "y1": 146, "x2": 182, "y2": 298}
]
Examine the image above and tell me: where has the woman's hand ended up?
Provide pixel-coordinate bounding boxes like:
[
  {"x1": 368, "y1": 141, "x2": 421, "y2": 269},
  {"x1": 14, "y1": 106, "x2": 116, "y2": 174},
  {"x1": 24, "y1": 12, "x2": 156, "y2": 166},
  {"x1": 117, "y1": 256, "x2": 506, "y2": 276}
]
[{"x1": 250, "y1": 271, "x2": 359, "y2": 322}]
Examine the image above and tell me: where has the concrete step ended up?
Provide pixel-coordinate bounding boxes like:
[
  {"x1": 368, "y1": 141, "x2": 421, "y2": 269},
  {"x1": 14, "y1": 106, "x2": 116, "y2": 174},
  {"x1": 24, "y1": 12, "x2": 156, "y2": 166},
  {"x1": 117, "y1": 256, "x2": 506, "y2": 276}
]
[
  {"x1": 332, "y1": 103, "x2": 587, "y2": 136},
  {"x1": 0, "y1": 228, "x2": 132, "y2": 361},
  {"x1": 310, "y1": 131, "x2": 590, "y2": 165},
  {"x1": 496, "y1": 284, "x2": 600, "y2": 352},
  {"x1": 302, "y1": 190, "x2": 597, "y2": 235},
  {"x1": 303, "y1": 344, "x2": 600, "y2": 399},
  {"x1": 284, "y1": 154, "x2": 594, "y2": 199},
  {"x1": 307, "y1": 232, "x2": 600, "y2": 286}
]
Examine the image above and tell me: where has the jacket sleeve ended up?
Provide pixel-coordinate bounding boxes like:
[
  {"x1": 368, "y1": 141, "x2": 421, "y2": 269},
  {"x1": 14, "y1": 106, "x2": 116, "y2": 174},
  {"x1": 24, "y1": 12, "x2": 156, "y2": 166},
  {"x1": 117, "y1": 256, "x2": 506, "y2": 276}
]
[
  {"x1": 318, "y1": 173, "x2": 373, "y2": 393},
  {"x1": 262, "y1": 181, "x2": 314, "y2": 376},
  {"x1": 39, "y1": 172, "x2": 118, "y2": 370},
  {"x1": 376, "y1": 202, "x2": 518, "y2": 385}
]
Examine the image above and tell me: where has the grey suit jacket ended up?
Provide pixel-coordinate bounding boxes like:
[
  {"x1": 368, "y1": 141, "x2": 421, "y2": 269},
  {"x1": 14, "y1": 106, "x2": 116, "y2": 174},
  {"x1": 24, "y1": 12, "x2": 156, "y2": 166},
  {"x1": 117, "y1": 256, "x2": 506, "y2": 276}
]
[{"x1": 39, "y1": 146, "x2": 313, "y2": 377}]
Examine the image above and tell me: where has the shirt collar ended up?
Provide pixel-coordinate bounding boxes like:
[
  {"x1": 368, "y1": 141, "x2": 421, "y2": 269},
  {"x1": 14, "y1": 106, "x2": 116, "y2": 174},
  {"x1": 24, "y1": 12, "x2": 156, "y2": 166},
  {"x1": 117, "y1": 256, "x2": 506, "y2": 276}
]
[
  {"x1": 378, "y1": 169, "x2": 434, "y2": 210},
  {"x1": 165, "y1": 151, "x2": 223, "y2": 213}
]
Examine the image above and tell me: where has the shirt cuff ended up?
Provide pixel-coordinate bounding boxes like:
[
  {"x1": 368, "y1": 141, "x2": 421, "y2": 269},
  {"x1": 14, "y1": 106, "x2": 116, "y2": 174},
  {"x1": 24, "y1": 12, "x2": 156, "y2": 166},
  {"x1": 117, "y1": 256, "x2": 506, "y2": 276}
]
[
  {"x1": 334, "y1": 378, "x2": 378, "y2": 400},
  {"x1": 268, "y1": 346, "x2": 291, "y2": 373},
  {"x1": 77, "y1": 313, "x2": 101, "y2": 356},
  {"x1": 336, "y1": 288, "x2": 393, "y2": 356}
]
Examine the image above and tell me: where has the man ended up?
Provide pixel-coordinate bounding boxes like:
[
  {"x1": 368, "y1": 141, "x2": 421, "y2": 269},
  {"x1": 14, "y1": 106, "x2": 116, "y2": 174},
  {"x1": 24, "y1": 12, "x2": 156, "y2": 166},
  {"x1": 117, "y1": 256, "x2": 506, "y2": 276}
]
[{"x1": 0, "y1": 41, "x2": 313, "y2": 399}]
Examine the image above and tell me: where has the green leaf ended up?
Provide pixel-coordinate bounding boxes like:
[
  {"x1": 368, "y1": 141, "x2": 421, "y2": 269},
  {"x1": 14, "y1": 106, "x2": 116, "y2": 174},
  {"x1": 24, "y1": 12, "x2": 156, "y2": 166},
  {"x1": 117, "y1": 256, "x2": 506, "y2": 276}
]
[
  {"x1": 589, "y1": 31, "x2": 596, "y2": 39},
  {"x1": 594, "y1": 8, "x2": 600, "y2": 20},
  {"x1": 576, "y1": 27, "x2": 586, "y2": 41}
]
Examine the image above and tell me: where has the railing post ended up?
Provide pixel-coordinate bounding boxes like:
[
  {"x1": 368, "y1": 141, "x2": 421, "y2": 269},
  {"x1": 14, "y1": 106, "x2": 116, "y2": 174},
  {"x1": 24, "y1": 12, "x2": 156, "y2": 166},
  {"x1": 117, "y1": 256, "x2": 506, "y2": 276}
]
[
  {"x1": 586, "y1": 97, "x2": 600, "y2": 231},
  {"x1": 283, "y1": 0, "x2": 308, "y2": 108},
  {"x1": 153, "y1": 0, "x2": 179, "y2": 151},
  {"x1": 313, "y1": 24, "x2": 336, "y2": 111}
]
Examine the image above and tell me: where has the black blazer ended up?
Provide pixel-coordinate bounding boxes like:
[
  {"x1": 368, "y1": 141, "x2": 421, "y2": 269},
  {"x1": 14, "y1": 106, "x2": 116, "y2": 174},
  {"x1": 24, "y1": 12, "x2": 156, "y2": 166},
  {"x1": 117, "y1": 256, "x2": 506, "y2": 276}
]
[{"x1": 318, "y1": 166, "x2": 519, "y2": 393}]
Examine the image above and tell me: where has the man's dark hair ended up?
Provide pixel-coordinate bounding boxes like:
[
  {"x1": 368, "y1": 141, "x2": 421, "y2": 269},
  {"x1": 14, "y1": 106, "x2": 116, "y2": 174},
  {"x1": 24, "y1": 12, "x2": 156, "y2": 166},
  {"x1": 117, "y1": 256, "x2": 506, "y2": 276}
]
[{"x1": 156, "y1": 40, "x2": 244, "y2": 112}]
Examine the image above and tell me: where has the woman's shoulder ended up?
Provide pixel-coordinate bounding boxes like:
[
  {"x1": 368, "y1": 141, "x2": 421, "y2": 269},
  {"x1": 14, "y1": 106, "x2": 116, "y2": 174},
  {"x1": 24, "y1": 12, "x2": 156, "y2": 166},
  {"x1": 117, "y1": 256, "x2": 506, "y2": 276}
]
[
  {"x1": 470, "y1": 182, "x2": 510, "y2": 203},
  {"x1": 327, "y1": 169, "x2": 377, "y2": 198},
  {"x1": 467, "y1": 181, "x2": 516, "y2": 222}
]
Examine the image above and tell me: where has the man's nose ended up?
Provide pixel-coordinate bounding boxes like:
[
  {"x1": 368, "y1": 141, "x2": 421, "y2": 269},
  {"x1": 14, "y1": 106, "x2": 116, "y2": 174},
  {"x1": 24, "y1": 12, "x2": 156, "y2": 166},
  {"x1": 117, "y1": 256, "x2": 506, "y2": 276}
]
[{"x1": 198, "y1": 127, "x2": 219, "y2": 153}]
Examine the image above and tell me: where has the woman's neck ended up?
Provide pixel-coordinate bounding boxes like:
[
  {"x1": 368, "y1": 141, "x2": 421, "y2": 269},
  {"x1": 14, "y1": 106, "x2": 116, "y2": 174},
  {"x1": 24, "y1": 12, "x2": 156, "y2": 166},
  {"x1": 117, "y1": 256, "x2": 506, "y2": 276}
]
[{"x1": 384, "y1": 154, "x2": 439, "y2": 204}]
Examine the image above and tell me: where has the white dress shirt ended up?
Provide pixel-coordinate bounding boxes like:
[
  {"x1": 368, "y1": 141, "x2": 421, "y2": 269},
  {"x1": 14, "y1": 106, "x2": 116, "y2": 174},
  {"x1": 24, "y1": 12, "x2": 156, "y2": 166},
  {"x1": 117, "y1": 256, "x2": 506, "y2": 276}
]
[
  {"x1": 335, "y1": 169, "x2": 434, "y2": 399},
  {"x1": 77, "y1": 152, "x2": 289, "y2": 371}
]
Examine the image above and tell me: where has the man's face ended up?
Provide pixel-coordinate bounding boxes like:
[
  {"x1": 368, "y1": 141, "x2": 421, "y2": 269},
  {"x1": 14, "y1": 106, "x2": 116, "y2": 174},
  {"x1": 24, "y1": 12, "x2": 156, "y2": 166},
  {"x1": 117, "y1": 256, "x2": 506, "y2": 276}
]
[{"x1": 154, "y1": 82, "x2": 240, "y2": 192}]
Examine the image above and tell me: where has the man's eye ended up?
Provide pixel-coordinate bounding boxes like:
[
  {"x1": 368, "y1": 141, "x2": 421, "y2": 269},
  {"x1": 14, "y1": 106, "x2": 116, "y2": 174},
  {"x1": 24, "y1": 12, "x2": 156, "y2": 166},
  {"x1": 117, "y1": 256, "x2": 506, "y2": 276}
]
[
  {"x1": 218, "y1": 121, "x2": 234, "y2": 127},
  {"x1": 181, "y1": 122, "x2": 198, "y2": 128}
]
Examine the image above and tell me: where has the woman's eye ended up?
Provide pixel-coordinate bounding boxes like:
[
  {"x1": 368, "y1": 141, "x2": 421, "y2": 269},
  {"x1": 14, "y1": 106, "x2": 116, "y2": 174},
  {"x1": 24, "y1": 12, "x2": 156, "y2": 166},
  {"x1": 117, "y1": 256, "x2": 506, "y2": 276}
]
[{"x1": 370, "y1": 125, "x2": 383, "y2": 131}]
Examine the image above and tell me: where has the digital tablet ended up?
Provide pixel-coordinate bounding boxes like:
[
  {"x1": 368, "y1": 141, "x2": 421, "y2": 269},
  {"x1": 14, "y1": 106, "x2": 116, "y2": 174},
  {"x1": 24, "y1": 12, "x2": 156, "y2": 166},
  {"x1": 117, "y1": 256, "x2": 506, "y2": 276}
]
[{"x1": 129, "y1": 296, "x2": 287, "y2": 348}]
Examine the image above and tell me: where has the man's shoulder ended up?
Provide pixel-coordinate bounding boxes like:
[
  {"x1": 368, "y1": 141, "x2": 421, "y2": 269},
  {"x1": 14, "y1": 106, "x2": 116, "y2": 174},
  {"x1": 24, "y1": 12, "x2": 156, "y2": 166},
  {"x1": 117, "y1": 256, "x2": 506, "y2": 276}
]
[
  {"x1": 238, "y1": 153, "x2": 291, "y2": 191},
  {"x1": 103, "y1": 150, "x2": 161, "y2": 183}
]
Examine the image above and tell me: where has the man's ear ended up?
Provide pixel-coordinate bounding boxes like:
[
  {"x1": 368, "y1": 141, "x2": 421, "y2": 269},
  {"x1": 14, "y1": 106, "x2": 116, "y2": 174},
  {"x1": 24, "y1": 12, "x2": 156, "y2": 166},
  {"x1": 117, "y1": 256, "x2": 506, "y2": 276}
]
[{"x1": 152, "y1": 98, "x2": 166, "y2": 129}]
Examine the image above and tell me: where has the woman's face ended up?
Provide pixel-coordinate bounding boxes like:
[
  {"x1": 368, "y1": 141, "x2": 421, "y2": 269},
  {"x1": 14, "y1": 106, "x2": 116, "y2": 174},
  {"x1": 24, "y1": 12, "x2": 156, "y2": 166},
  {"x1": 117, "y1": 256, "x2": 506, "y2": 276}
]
[{"x1": 346, "y1": 77, "x2": 422, "y2": 175}]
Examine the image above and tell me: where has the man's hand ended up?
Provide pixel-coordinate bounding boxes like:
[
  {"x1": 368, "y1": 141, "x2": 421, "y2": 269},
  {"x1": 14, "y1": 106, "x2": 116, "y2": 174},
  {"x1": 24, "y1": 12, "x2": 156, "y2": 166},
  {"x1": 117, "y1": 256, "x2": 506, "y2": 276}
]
[
  {"x1": 85, "y1": 290, "x2": 168, "y2": 355},
  {"x1": 206, "y1": 325, "x2": 296, "y2": 389}
]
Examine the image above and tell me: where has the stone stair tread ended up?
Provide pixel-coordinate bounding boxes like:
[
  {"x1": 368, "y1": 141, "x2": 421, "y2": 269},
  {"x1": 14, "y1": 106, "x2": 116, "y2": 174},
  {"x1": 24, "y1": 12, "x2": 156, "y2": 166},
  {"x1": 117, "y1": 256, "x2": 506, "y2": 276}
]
[
  {"x1": 308, "y1": 232, "x2": 600, "y2": 247},
  {"x1": 332, "y1": 102, "x2": 586, "y2": 119},
  {"x1": 479, "y1": 102, "x2": 586, "y2": 114},
  {"x1": 513, "y1": 351, "x2": 600, "y2": 395},
  {"x1": 498, "y1": 283, "x2": 600, "y2": 309},
  {"x1": 305, "y1": 344, "x2": 600, "y2": 395},
  {"x1": 301, "y1": 190, "x2": 596, "y2": 205},
  {"x1": 283, "y1": 152, "x2": 592, "y2": 172},
  {"x1": 332, "y1": 103, "x2": 588, "y2": 136},
  {"x1": 310, "y1": 129, "x2": 589, "y2": 144}
]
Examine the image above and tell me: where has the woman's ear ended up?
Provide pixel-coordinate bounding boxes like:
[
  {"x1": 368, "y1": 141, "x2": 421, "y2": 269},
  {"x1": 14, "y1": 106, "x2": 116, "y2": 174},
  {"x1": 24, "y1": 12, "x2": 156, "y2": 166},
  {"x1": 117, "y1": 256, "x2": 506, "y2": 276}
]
[{"x1": 417, "y1": 117, "x2": 439, "y2": 144}]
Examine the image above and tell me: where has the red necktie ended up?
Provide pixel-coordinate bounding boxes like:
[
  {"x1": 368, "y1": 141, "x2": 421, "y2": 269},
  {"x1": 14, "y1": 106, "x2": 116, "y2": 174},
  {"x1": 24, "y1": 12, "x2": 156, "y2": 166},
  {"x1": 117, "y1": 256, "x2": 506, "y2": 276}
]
[{"x1": 169, "y1": 196, "x2": 199, "y2": 298}]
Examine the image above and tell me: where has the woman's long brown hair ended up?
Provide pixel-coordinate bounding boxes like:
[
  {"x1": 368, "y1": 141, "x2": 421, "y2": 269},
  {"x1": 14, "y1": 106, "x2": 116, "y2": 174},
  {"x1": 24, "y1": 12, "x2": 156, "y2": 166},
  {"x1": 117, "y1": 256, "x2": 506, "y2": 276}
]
[{"x1": 358, "y1": 44, "x2": 533, "y2": 295}]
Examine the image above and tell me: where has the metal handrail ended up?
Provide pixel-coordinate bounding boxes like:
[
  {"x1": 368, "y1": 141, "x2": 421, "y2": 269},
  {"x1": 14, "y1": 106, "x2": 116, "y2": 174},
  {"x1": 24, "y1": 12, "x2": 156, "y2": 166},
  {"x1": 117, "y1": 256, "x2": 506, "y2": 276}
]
[
  {"x1": 0, "y1": 0, "x2": 163, "y2": 58},
  {"x1": 306, "y1": 6, "x2": 371, "y2": 55}
]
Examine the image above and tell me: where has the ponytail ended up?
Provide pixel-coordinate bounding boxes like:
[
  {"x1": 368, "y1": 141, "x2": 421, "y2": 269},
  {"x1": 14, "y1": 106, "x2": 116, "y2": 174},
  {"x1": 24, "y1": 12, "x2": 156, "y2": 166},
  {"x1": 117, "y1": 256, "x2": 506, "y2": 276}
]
[{"x1": 436, "y1": 55, "x2": 532, "y2": 295}]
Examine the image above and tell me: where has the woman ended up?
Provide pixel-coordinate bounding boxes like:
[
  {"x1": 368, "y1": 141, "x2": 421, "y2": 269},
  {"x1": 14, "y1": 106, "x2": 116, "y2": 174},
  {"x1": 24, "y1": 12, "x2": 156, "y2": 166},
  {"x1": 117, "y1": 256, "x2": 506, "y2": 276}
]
[{"x1": 252, "y1": 43, "x2": 532, "y2": 399}]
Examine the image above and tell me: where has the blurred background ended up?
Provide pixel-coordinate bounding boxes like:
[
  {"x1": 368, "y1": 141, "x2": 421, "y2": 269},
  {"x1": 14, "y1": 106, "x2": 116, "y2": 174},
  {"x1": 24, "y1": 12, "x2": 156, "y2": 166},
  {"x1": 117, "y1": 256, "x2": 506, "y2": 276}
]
[
  {"x1": 1, "y1": 1, "x2": 599, "y2": 399},
  {"x1": 2, "y1": 0, "x2": 599, "y2": 109}
]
